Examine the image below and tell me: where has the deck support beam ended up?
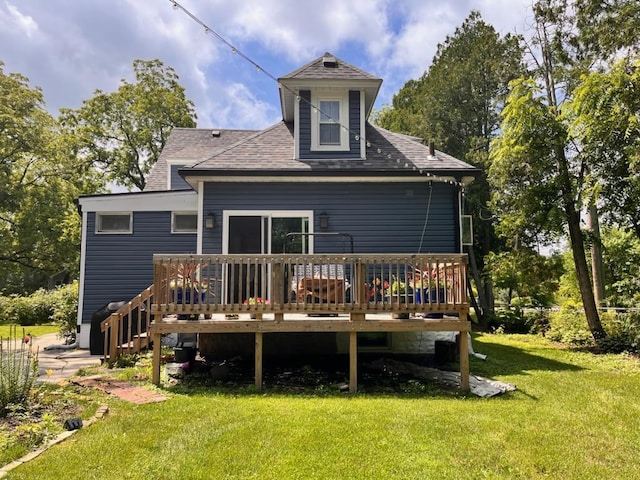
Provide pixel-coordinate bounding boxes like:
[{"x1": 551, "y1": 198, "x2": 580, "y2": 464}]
[
  {"x1": 459, "y1": 314, "x2": 470, "y2": 391},
  {"x1": 255, "y1": 332, "x2": 263, "y2": 390},
  {"x1": 349, "y1": 331, "x2": 358, "y2": 393},
  {"x1": 152, "y1": 332, "x2": 162, "y2": 385}
]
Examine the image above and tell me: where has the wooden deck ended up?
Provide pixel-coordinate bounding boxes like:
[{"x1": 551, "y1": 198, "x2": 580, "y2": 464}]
[{"x1": 144, "y1": 253, "x2": 471, "y2": 392}]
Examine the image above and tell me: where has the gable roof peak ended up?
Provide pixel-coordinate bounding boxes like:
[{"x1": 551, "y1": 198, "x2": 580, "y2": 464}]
[
  {"x1": 279, "y1": 52, "x2": 380, "y2": 81},
  {"x1": 278, "y1": 52, "x2": 382, "y2": 122}
]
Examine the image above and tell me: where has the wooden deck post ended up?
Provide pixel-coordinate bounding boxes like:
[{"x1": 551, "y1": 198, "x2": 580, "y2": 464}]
[
  {"x1": 349, "y1": 331, "x2": 357, "y2": 393},
  {"x1": 459, "y1": 319, "x2": 470, "y2": 392},
  {"x1": 272, "y1": 262, "x2": 283, "y2": 307},
  {"x1": 152, "y1": 331, "x2": 162, "y2": 385},
  {"x1": 109, "y1": 313, "x2": 120, "y2": 363},
  {"x1": 255, "y1": 332, "x2": 263, "y2": 390},
  {"x1": 355, "y1": 261, "x2": 368, "y2": 306}
]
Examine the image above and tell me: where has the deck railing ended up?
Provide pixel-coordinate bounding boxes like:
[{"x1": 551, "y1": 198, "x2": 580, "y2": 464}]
[
  {"x1": 151, "y1": 253, "x2": 468, "y2": 317},
  {"x1": 100, "y1": 285, "x2": 153, "y2": 363}
]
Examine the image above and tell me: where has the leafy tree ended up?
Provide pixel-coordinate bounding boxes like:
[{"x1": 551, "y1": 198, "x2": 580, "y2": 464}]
[
  {"x1": 486, "y1": 249, "x2": 563, "y2": 307},
  {"x1": 0, "y1": 62, "x2": 97, "y2": 293},
  {"x1": 600, "y1": 228, "x2": 640, "y2": 307},
  {"x1": 558, "y1": 227, "x2": 640, "y2": 308},
  {"x1": 569, "y1": 58, "x2": 640, "y2": 237},
  {"x1": 574, "y1": 0, "x2": 640, "y2": 61},
  {"x1": 60, "y1": 59, "x2": 197, "y2": 191},
  {"x1": 376, "y1": 11, "x2": 526, "y2": 324},
  {"x1": 488, "y1": 0, "x2": 608, "y2": 340}
]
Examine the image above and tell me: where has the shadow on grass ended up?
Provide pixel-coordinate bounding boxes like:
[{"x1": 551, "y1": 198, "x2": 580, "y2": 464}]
[{"x1": 469, "y1": 334, "x2": 584, "y2": 378}]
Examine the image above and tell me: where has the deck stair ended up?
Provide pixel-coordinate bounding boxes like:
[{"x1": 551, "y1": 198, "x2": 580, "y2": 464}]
[{"x1": 100, "y1": 285, "x2": 154, "y2": 364}]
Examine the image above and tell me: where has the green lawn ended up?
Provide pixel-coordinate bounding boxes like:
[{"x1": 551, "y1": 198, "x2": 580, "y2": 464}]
[
  {"x1": 6, "y1": 334, "x2": 640, "y2": 479},
  {"x1": 0, "y1": 324, "x2": 58, "y2": 339}
]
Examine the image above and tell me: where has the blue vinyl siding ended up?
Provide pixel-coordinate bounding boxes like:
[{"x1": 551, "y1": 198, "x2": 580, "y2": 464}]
[
  {"x1": 348, "y1": 90, "x2": 361, "y2": 154},
  {"x1": 81, "y1": 211, "x2": 196, "y2": 324},
  {"x1": 202, "y1": 182, "x2": 459, "y2": 254},
  {"x1": 299, "y1": 90, "x2": 361, "y2": 159},
  {"x1": 170, "y1": 165, "x2": 191, "y2": 190}
]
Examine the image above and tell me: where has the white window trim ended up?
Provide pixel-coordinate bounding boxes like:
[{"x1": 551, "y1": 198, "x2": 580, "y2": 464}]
[
  {"x1": 95, "y1": 212, "x2": 133, "y2": 234},
  {"x1": 171, "y1": 211, "x2": 198, "y2": 234},
  {"x1": 311, "y1": 90, "x2": 349, "y2": 151}
]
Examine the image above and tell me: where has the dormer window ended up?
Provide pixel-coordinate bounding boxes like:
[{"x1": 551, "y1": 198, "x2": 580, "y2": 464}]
[
  {"x1": 311, "y1": 91, "x2": 349, "y2": 151},
  {"x1": 319, "y1": 100, "x2": 340, "y2": 145}
]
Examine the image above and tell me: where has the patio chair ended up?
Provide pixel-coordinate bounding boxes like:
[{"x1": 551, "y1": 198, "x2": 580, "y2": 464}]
[{"x1": 292, "y1": 263, "x2": 350, "y2": 305}]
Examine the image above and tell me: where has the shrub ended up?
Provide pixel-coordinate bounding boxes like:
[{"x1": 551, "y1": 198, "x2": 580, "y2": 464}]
[
  {"x1": 0, "y1": 290, "x2": 52, "y2": 326},
  {"x1": 49, "y1": 281, "x2": 79, "y2": 340},
  {"x1": 546, "y1": 305, "x2": 640, "y2": 353},
  {"x1": 525, "y1": 309, "x2": 551, "y2": 335},
  {"x1": 0, "y1": 326, "x2": 39, "y2": 416},
  {"x1": 486, "y1": 307, "x2": 546, "y2": 334},
  {"x1": 547, "y1": 304, "x2": 594, "y2": 347},
  {"x1": 599, "y1": 311, "x2": 640, "y2": 353},
  {"x1": 0, "y1": 282, "x2": 78, "y2": 340}
]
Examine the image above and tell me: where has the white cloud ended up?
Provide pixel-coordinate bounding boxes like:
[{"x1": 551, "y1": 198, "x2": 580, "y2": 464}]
[
  {"x1": 201, "y1": 82, "x2": 280, "y2": 130},
  {"x1": 1, "y1": 2, "x2": 38, "y2": 38},
  {"x1": 0, "y1": 0, "x2": 535, "y2": 128}
]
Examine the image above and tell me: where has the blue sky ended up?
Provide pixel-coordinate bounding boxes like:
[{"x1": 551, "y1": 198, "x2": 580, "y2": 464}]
[{"x1": 0, "y1": 0, "x2": 534, "y2": 130}]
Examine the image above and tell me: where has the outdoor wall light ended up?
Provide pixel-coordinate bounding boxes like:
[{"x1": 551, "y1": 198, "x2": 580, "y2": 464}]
[
  {"x1": 205, "y1": 212, "x2": 216, "y2": 229},
  {"x1": 318, "y1": 212, "x2": 329, "y2": 231}
]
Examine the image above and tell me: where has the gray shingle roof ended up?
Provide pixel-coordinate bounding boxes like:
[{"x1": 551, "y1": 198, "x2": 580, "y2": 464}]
[
  {"x1": 278, "y1": 52, "x2": 382, "y2": 122},
  {"x1": 144, "y1": 127, "x2": 257, "y2": 191},
  {"x1": 280, "y1": 52, "x2": 381, "y2": 81},
  {"x1": 180, "y1": 121, "x2": 478, "y2": 176}
]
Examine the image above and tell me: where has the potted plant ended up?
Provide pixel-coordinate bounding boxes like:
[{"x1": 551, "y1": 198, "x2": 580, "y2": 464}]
[
  {"x1": 411, "y1": 265, "x2": 448, "y2": 318},
  {"x1": 170, "y1": 262, "x2": 205, "y2": 319},
  {"x1": 243, "y1": 297, "x2": 270, "y2": 319},
  {"x1": 388, "y1": 279, "x2": 413, "y2": 319}
]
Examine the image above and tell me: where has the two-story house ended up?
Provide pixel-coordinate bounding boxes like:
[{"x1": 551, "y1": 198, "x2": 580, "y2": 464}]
[{"x1": 76, "y1": 53, "x2": 478, "y2": 385}]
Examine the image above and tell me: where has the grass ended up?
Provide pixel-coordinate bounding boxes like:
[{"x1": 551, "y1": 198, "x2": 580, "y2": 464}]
[
  {"x1": 4, "y1": 333, "x2": 640, "y2": 479},
  {"x1": 0, "y1": 324, "x2": 59, "y2": 339}
]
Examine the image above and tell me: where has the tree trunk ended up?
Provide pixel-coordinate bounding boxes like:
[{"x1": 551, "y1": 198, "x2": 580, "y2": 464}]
[
  {"x1": 466, "y1": 245, "x2": 488, "y2": 327},
  {"x1": 588, "y1": 202, "x2": 605, "y2": 306},
  {"x1": 558, "y1": 151, "x2": 605, "y2": 340}
]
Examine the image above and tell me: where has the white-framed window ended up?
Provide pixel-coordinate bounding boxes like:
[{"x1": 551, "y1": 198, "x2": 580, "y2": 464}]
[
  {"x1": 172, "y1": 212, "x2": 198, "y2": 233},
  {"x1": 311, "y1": 91, "x2": 349, "y2": 151},
  {"x1": 96, "y1": 212, "x2": 132, "y2": 234}
]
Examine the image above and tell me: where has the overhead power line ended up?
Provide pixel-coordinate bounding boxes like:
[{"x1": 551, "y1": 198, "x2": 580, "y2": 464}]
[{"x1": 167, "y1": 0, "x2": 463, "y2": 188}]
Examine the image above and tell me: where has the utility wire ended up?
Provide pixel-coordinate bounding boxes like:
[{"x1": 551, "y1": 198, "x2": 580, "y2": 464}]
[{"x1": 167, "y1": 0, "x2": 463, "y2": 188}]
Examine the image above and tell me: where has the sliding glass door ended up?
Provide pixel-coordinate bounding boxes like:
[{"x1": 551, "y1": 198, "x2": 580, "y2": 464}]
[{"x1": 225, "y1": 211, "x2": 312, "y2": 303}]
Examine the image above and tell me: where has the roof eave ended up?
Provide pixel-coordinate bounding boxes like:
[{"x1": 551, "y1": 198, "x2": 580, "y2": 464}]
[{"x1": 179, "y1": 167, "x2": 480, "y2": 190}]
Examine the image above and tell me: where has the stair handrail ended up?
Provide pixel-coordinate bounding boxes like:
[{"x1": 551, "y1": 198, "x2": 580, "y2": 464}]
[{"x1": 100, "y1": 285, "x2": 154, "y2": 364}]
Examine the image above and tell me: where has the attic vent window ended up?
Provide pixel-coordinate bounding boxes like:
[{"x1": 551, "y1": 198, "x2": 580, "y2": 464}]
[
  {"x1": 322, "y1": 55, "x2": 337, "y2": 68},
  {"x1": 211, "y1": 130, "x2": 221, "y2": 137}
]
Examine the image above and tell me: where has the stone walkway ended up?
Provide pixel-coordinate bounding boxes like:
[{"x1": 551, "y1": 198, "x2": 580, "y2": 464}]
[
  {"x1": 28, "y1": 333, "x2": 166, "y2": 404},
  {"x1": 29, "y1": 333, "x2": 102, "y2": 383}
]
